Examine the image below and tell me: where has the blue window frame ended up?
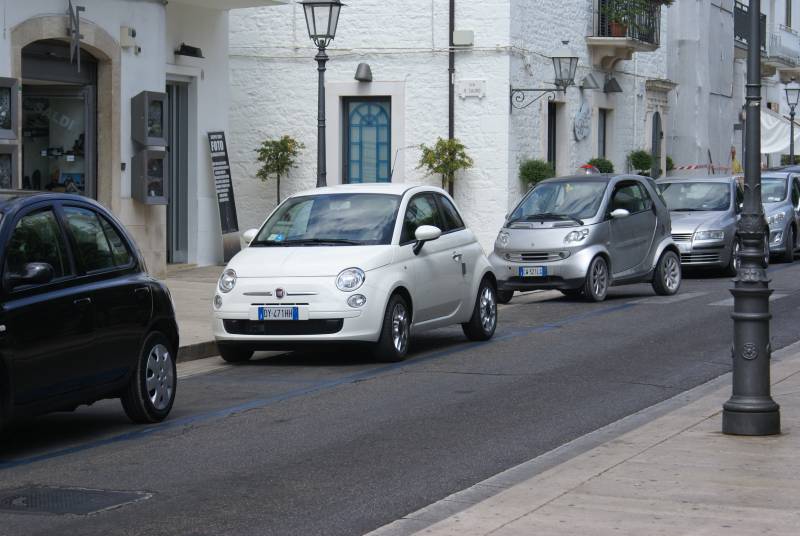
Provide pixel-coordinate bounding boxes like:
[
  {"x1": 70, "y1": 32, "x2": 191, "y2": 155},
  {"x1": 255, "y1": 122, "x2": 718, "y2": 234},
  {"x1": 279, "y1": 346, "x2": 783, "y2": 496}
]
[{"x1": 344, "y1": 98, "x2": 391, "y2": 183}]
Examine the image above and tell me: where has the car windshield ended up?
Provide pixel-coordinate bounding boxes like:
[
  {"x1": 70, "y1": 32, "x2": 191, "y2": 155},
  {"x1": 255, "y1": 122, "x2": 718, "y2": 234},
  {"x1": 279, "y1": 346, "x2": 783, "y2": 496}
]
[
  {"x1": 509, "y1": 181, "x2": 607, "y2": 223},
  {"x1": 761, "y1": 177, "x2": 787, "y2": 203},
  {"x1": 252, "y1": 193, "x2": 400, "y2": 246},
  {"x1": 658, "y1": 182, "x2": 730, "y2": 211}
]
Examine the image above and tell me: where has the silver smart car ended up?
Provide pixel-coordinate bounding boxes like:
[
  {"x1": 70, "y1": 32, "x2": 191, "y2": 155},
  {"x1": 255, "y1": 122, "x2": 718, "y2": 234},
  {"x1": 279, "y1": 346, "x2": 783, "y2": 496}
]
[
  {"x1": 760, "y1": 171, "x2": 800, "y2": 263},
  {"x1": 656, "y1": 176, "x2": 742, "y2": 274},
  {"x1": 490, "y1": 174, "x2": 681, "y2": 302}
]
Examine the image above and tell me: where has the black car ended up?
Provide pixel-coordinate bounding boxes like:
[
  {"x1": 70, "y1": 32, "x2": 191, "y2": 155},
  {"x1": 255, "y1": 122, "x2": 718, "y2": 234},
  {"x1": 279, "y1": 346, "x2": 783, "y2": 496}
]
[{"x1": 0, "y1": 192, "x2": 178, "y2": 431}]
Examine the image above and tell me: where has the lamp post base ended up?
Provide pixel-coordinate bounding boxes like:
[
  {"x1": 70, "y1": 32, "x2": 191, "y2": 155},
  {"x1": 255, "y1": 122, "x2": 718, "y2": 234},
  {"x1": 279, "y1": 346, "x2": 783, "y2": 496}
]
[{"x1": 722, "y1": 409, "x2": 780, "y2": 436}]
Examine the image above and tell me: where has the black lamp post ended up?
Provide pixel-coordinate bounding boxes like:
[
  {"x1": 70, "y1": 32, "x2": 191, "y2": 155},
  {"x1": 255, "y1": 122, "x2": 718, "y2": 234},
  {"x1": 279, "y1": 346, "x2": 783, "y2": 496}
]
[
  {"x1": 300, "y1": 0, "x2": 344, "y2": 188},
  {"x1": 785, "y1": 78, "x2": 800, "y2": 165},
  {"x1": 722, "y1": 0, "x2": 780, "y2": 436},
  {"x1": 509, "y1": 41, "x2": 578, "y2": 111}
]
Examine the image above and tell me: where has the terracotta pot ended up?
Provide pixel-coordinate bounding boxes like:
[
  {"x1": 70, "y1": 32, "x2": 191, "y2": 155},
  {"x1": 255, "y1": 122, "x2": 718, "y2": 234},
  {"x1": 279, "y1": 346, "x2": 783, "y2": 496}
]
[{"x1": 609, "y1": 22, "x2": 628, "y2": 38}]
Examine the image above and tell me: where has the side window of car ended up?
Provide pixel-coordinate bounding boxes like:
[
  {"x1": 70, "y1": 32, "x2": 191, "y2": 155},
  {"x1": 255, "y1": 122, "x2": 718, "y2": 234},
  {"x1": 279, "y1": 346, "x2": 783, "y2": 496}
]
[
  {"x1": 5, "y1": 209, "x2": 72, "y2": 284},
  {"x1": 63, "y1": 206, "x2": 117, "y2": 272},
  {"x1": 98, "y1": 216, "x2": 134, "y2": 267},
  {"x1": 436, "y1": 194, "x2": 465, "y2": 232},
  {"x1": 610, "y1": 183, "x2": 646, "y2": 214},
  {"x1": 401, "y1": 194, "x2": 442, "y2": 244},
  {"x1": 736, "y1": 184, "x2": 744, "y2": 210},
  {"x1": 792, "y1": 178, "x2": 800, "y2": 208},
  {"x1": 637, "y1": 183, "x2": 654, "y2": 210}
]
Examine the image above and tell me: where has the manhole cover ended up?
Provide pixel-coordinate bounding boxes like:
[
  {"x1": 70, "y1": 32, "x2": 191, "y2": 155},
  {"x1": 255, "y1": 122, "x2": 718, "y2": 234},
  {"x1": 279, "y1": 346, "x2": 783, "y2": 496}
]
[{"x1": 0, "y1": 486, "x2": 151, "y2": 515}]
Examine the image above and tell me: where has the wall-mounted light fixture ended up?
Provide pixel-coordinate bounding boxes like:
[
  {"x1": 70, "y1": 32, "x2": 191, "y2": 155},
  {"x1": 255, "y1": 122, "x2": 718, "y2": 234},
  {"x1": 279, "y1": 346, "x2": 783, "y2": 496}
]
[
  {"x1": 175, "y1": 43, "x2": 204, "y2": 59},
  {"x1": 604, "y1": 76, "x2": 623, "y2": 93},
  {"x1": 355, "y1": 63, "x2": 372, "y2": 82},
  {"x1": 509, "y1": 40, "x2": 578, "y2": 112}
]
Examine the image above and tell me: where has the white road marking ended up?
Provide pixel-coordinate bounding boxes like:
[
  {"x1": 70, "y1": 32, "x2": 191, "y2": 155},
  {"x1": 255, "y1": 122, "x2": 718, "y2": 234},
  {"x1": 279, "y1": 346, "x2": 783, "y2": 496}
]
[
  {"x1": 708, "y1": 293, "x2": 789, "y2": 307},
  {"x1": 628, "y1": 292, "x2": 708, "y2": 304}
]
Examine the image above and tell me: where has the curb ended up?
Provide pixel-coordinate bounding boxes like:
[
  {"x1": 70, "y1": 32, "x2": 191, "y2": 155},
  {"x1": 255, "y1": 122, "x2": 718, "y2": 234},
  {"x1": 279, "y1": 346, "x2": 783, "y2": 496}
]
[{"x1": 177, "y1": 340, "x2": 218, "y2": 363}]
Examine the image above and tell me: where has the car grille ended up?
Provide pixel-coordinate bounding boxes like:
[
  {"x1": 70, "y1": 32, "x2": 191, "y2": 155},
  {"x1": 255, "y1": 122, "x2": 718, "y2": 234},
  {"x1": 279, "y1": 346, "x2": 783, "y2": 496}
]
[
  {"x1": 672, "y1": 233, "x2": 693, "y2": 242},
  {"x1": 223, "y1": 319, "x2": 344, "y2": 336},
  {"x1": 504, "y1": 251, "x2": 567, "y2": 262},
  {"x1": 680, "y1": 252, "x2": 721, "y2": 264}
]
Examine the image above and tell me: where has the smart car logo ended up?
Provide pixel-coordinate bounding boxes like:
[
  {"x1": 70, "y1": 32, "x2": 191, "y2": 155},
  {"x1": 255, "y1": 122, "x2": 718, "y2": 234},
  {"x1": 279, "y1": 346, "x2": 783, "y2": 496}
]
[{"x1": 275, "y1": 288, "x2": 285, "y2": 299}]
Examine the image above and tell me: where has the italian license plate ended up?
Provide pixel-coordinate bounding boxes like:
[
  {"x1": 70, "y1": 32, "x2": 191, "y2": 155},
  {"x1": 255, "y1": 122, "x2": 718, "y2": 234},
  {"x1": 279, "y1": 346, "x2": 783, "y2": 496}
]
[
  {"x1": 519, "y1": 266, "x2": 547, "y2": 277},
  {"x1": 258, "y1": 306, "x2": 299, "y2": 321}
]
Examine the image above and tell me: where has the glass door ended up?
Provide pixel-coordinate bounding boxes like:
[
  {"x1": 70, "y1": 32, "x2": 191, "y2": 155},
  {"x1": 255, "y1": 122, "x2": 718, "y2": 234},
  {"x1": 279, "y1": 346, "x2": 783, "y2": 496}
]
[{"x1": 166, "y1": 83, "x2": 188, "y2": 264}]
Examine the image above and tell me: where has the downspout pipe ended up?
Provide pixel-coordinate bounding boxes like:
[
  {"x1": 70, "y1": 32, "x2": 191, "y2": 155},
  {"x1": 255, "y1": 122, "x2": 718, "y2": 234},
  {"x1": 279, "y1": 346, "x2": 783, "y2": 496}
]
[{"x1": 448, "y1": 0, "x2": 455, "y2": 195}]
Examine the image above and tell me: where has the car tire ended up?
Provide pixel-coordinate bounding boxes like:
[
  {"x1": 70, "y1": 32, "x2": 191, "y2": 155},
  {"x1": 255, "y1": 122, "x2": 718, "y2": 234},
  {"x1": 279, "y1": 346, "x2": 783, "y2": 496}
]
[
  {"x1": 724, "y1": 239, "x2": 741, "y2": 277},
  {"x1": 121, "y1": 331, "x2": 177, "y2": 424},
  {"x1": 583, "y1": 256, "x2": 609, "y2": 302},
  {"x1": 780, "y1": 226, "x2": 795, "y2": 264},
  {"x1": 652, "y1": 250, "x2": 682, "y2": 296},
  {"x1": 218, "y1": 344, "x2": 254, "y2": 363},
  {"x1": 372, "y1": 294, "x2": 411, "y2": 363},
  {"x1": 462, "y1": 278, "x2": 498, "y2": 342},
  {"x1": 496, "y1": 289, "x2": 514, "y2": 304}
]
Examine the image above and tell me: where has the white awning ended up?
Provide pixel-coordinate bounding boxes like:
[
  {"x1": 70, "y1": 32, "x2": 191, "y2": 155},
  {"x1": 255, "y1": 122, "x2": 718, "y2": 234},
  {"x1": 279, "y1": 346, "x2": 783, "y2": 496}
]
[
  {"x1": 761, "y1": 107, "x2": 800, "y2": 154},
  {"x1": 171, "y1": 0, "x2": 287, "y2": 10}
]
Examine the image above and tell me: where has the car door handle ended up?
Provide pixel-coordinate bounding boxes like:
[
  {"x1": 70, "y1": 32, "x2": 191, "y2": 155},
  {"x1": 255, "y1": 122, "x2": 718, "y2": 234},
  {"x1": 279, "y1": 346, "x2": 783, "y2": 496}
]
[
  {"x1": 452, "y1": 252, "x2": 463, "y2": 262},
  {"x1": 73, "y1": 297, "x2": 92, "y2": 310},
  {"x1": 134, "y1": 287, "x2": 151, "y2": 300}
]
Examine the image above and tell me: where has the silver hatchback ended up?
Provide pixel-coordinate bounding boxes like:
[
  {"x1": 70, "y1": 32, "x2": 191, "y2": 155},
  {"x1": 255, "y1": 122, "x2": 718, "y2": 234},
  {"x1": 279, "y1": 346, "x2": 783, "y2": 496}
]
[
  {"x1": 761, "y1": 171, "x2": 800, "y2": 263},
  {"x1": 490, "y1": 175, "x2": 681, "y2": 302}
]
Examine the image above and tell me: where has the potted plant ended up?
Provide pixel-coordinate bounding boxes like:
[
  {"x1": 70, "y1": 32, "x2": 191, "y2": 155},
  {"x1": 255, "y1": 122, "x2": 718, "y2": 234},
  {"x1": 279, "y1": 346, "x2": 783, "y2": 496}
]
[
  {"x1": 519, "y1": 159, "x2": 555, "y2": 188},
  {"x1": 627, "y1": 149, "x2": 653, "y2": 175},
  {"x1": 587, "y1": 157, "x2": 614, "y2": 173},
  {"x1": 600, "y1": 0, "x2": 653, "y2": 38},
  {"x1": 418, "y1": 137, "x2": 474, "y2": 195},
  {"x1": 255, "y1": 135, "x2": 304, "y2": 204}
]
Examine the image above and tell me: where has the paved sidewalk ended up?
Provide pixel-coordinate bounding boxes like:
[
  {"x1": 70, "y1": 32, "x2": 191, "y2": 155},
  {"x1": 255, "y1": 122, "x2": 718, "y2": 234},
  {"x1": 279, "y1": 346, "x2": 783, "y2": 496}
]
[{"x1": 372, "y1": 343, "x2": 800, "y2": 536}]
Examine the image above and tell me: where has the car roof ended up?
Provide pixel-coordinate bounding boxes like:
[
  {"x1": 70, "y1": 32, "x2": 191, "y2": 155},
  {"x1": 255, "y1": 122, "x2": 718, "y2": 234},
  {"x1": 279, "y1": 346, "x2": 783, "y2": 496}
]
[
  {"x1": 0, "y1": 191, "x2": 103, "y2": 212},
  {"x1": 656, "y1": 175, "x2": 738, "y2": 183},
  {"x1": 289, "y1": 183, "x2": 446, "y2": 198}
]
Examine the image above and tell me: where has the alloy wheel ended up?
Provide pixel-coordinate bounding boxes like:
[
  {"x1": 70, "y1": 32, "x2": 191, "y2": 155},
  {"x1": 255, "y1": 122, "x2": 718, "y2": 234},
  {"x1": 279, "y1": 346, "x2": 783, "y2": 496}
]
[
  {"x1": 391, "y1": 303, "x2": 409, "y2": 354},
  {"x1": 145, "y1": 343, "x2": 175, "y2": 411},
  {"x1": 479, "y1": 286, "x2": 497, "y2": 333},
  {"x1": 663, "y1": 254, "x2": 681, "y2": 292},
  {"x1": 732, "y1": 240, "x2": 741, "y2": 272},
  {"x1": 591, "y1": 259, "x2": 608, "y2": 298}
]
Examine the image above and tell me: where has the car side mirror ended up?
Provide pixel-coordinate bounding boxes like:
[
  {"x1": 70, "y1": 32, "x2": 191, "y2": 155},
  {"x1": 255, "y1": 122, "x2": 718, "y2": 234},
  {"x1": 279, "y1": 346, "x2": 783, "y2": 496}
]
[
  {"x1": 6, "y1": 262, "x2": 54, "y2": 290},
  {"x1": 413, "y1": 225, "x2": 442, "y2": 255},
  {"x1": 610, "y1": 208, "x2": 630, "y2": 219},
  {"x1": 242, "y1": 228, "x2": 259, "y2": 246}
]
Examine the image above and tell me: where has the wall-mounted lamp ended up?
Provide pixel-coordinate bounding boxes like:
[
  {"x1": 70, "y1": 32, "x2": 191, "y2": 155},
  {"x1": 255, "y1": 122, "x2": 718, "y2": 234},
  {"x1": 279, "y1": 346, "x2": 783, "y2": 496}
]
[
  {"x1": 175, "y1": 43, "x2": 204, "y2": 59},
  {"x1": 604, "y1": 76, "x2": 623, "y2": 93},
  {"x1": 580, "y1": 73, "x2": 600, "y2": 91},
  {"x1": 509, "y1": 40, "x2": 579, "y2": 112},
  {"x1": 355, "y1": 63, "x2": 372, "y2": 82}
]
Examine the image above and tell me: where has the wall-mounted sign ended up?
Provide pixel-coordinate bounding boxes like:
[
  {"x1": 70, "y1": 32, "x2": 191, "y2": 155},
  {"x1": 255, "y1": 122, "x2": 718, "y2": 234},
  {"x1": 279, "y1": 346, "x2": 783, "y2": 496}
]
[
  {"x1": 67, "y1": 1, "x2": 86, "y2": 73},
  {"x1": 573, "y1": 100, "x2": 591, "y2": 142},
  {"x1": 207, "y1": 132, "x2": 241, "y2": 261},
  {"x1": 457, "y1": 79, "x2": 487, "y2": 99}
]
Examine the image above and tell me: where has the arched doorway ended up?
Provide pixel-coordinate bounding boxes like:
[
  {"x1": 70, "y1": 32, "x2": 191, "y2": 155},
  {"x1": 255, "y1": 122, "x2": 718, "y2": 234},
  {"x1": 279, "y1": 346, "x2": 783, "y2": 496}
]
[
  {"x1": 20, "y1": 40, "x2": 97, "y2": 197},
  {"x1": 650, "y1": 111, "x2": 663, "y2": 179}
]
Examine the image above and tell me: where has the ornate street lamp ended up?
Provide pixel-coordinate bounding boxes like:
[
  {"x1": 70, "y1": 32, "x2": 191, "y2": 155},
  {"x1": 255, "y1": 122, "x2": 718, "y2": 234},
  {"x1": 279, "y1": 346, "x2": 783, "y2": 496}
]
[
  {"x1": 510, "y1": 41, "x2": 579, "y2": 111},
  {"x1": 723, "y1": 0, "x2": 780, "y2": 436},
  {"x1": 300, "y1": 0, "x2": 344, "y2": 187},
  {"x1": 784, "y1": 77, "x2": 800, "y2": 165}
]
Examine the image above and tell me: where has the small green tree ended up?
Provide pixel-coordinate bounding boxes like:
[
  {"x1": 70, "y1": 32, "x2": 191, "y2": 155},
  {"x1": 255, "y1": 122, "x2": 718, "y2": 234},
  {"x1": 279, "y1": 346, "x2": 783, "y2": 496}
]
[
  {"x1": 666, "y1": 156, "x2": 675, "y2": 171},
  {"x1": 418, "y1": 137, "x2": 474, "y2": 195},
  {"x1": 256, "y1": 135, "x2": 305, "y2": 204},
  {"x1": 628, "y1": 150, "x2": 653, "y2": 176},
  {"x1": 587, "y1": 158, "x2": 614, "y2": 173},
  {"x1": 519, "y1": 159, "x2": 554, "y2": 188}
]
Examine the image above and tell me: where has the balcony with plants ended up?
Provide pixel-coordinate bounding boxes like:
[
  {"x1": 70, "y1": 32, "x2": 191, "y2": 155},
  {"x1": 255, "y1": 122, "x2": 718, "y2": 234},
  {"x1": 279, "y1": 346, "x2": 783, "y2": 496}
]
[{"x1": 587, "y1": 0, "x2": 669, "y2": 70}]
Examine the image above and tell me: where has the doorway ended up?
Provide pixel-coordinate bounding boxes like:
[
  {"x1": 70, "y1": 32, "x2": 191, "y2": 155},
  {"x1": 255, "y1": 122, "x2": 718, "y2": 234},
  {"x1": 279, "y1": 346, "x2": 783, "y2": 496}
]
[
  {"x1": 651, "y1": 111, "x2": 663, "y2": 178},
  {"x1": 20, "y1": 41, "x2": 97, "y2": 197},
  {"x1": 166, "y1": 82, "x2": 189, "y2": 264}
]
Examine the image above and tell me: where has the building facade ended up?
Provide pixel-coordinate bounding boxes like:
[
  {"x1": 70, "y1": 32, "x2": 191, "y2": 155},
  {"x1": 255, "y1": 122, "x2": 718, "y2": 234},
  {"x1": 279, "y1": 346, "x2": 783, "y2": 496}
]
[
  {"x1": 0, "y1": 0, "x2": 282, "y2": 276},
  {"x1": 229, "y1": 0, "x2": 673, "y2": 250}
]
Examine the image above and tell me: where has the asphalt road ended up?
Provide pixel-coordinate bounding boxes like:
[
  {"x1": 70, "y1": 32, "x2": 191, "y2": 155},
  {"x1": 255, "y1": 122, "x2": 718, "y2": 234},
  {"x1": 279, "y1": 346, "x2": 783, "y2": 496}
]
[{"x1": 3, "y1": 263, "x2": 800, "y2": 536}]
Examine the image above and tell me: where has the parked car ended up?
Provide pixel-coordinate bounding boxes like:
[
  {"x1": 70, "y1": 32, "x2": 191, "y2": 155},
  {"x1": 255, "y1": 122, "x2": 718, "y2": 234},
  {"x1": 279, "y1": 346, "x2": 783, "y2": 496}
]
[
  {"x1": 213, "y1": 184, "x2": 497, "y2": 363},
  {"x1": 656, "y1": 176, "x2": 743, "y2": 274},
  {"x1": 759, "y1": 171, "x2": 800, "y2": 262},
  {"x1": 0, "y1": 193, "x2": 178, "y2": 433},
  {"x1": 490, "y1": 174, "x2": 681, "y2": 302}
]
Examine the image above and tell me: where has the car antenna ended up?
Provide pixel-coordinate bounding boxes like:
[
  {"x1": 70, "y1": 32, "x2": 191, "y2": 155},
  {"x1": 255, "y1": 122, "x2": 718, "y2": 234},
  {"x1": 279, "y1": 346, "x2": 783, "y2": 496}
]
[{"x1": 389, "y1": 145, "x2": 416, "y2": 181}]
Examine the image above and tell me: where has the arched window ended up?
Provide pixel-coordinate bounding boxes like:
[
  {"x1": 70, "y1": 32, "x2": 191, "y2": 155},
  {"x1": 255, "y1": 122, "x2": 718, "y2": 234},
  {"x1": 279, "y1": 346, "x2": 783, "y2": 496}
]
[{"x1": 344, "y1": 99, "x2": 391, "y2": 183}]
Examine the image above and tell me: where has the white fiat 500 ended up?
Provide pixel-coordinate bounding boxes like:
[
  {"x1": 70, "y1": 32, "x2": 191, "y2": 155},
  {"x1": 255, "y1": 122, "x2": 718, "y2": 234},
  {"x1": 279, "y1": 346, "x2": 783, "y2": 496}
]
[{"x1": 212, "y1": 184, "x2": 498, "y2": 363}]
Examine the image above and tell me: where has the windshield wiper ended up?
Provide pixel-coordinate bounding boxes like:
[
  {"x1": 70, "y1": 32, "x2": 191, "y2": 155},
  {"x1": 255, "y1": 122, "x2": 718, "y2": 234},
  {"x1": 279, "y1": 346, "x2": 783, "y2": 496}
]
[
  {"x1": 524, "y1": 213, "x2": 584, "y2": 225},
  {"x1": 282, "y1": 238, "x2": 364, "y2": 246},
  {"x1": 250, "y1": 240, "x2": 290, "y2": 247},
  {"x1": 672, "y1": 208, "x2": 706, "y2": 212}
]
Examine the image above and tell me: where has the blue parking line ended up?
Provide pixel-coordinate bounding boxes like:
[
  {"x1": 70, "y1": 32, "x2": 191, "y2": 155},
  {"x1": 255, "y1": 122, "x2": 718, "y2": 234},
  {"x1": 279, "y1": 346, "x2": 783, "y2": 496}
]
[{"x1": 0, "y1": 301, "x2": 636, "y2": 471}]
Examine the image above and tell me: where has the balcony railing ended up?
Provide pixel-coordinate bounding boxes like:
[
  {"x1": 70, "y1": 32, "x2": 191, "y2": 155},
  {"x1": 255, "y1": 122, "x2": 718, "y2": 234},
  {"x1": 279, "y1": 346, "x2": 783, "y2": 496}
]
[
  {"x1": 595, "y1": 0, "x2": 661, "y2": 46},
  {"x1": 734, "y1": 1, "x2": 767, "y2": 53},
  {"x1": 768, "y1": 24, "x2": 800, "y2": 65}
]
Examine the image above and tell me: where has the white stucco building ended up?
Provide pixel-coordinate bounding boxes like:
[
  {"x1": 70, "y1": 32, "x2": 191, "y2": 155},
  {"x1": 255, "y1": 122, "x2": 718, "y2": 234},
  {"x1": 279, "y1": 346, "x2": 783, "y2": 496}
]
[
  {"x1": 0, "y1": 0, "x2": 284, "y2": 276},
  {"x1": 229, "y1": 0, "x2": 674, "y2": 250}
]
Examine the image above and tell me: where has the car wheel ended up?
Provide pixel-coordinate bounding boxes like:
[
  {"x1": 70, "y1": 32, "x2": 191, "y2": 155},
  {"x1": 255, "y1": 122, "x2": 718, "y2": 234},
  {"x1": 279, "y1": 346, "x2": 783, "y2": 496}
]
[
  {"x1": 653, "y1": 250, "x2": 682, "y2": 296},
  {"x1": 780, "y1": 226, "x2": 795, "y2": 263},
  {"x1": 462, "y1": 278, "x2": 498, "y2": 341},
  {"x1": 496, "y1": 289, "x2": 514, "y2": 304},
  {"x1": 372, "y1": 294, "x2": 411, "y2": 363},
  {"x1": 583, "y1": 256, "x2": 609, "y2": 302},
  {"x1": 121, "y1": 331, "x2": 177, "y2": 424},
  {"x1": 725, "y1": 239, "x2": 741, "y2": 276},
  {"x1": 218, "y1": 344, "x2": 254, "y2": 363}
]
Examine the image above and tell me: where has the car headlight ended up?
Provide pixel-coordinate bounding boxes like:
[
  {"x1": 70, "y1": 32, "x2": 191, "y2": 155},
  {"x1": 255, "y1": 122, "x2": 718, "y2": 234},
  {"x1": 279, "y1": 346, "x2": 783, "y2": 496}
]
[
  {"x1": 694, "y1": 230, "x2": 725, "y2": 241},
  {"x1": 564, "y1": 228, "x2": 590, "y2": 244},
  {"x1": 497, "y1": 230, "x2": 510, "y2": 247},
  {"x1": 336, "y1": 268, "x2": 365, "y2": 292},
  {"x1": 218, "y1": 268, "x2": 237, "y2": 293},
  {"x1": 767, "y1": 213, "x2": 785, "y2": 227}
]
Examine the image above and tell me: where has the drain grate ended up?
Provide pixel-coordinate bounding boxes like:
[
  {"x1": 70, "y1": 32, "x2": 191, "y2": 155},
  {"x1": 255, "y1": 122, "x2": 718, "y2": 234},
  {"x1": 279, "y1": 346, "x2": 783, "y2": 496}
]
[{"x1": 0, "y1": 486, "x2": 151, "y2": 515}]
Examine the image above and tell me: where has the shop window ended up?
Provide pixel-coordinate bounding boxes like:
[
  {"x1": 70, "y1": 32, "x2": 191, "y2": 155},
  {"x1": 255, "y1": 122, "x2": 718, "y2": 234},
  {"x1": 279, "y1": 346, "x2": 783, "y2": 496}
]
[{"x1": 343, "y1": 98, "x2": 391, "y2": 183}]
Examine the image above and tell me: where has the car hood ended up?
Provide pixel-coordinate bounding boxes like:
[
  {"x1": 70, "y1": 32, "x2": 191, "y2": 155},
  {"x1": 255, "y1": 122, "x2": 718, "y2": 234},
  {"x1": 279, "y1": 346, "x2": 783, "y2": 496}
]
[
  {"x1": 763, "y1": 202, "x2": 786, "y2": 216},
  {"x1": 669, "y1": 211, "x2": 731, "y2": 233},
  {"x1": 228, "y1": 245, "x2": 394, "y2": 277}
]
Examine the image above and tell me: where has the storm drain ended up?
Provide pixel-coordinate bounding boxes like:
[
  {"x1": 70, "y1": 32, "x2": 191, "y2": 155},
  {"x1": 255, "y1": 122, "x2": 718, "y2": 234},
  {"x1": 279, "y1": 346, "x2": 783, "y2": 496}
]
[{"x1": 0, "y1": 486, "x2": 151, "y2": 516}]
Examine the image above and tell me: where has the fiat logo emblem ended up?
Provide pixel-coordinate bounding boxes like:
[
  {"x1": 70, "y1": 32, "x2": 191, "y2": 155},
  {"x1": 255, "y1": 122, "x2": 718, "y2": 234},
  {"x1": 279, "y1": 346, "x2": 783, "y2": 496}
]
[{"x1": 275, "y1": 288, "x2": 285, "y2": 299}]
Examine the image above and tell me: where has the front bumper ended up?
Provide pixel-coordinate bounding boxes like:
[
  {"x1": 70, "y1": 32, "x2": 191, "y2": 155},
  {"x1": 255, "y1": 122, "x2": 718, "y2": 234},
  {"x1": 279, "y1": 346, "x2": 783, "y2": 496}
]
[
  {"x1": 489, "y1": 248, "x2": 595, "y2": 291},
  {"x1": 768, "y1": 228, "x2": 786, "y2": 252},
  {"x1": 674, "y1": 241, "x2": 729, "y2": 267},
  {"x1": 212, "y1": 275, "x2": 384, "y2": 347}
]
